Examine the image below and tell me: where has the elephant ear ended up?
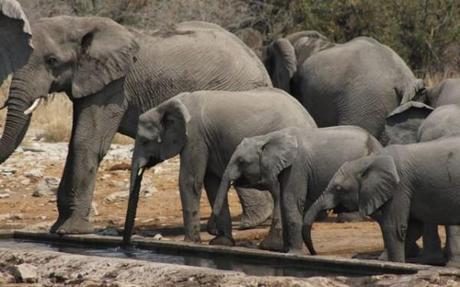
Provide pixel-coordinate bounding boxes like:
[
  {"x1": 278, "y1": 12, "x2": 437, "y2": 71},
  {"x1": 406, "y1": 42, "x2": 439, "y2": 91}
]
[
  {"x1": 355, "y1": 156, "x2": 400, "y2": 216},
  {"x1": 0, "y1": 0, "x2": 33, "y2": 84},
  {"x1": 384, "y1": 101, "x2": 433, "y2": 145},
  {"x1": 71, "y1": 18, "x2": 140, "y2": 98},
  {"x1": 260, "y1": 131, "x2": 298, "y2": 181},
  {"x1": 266, "y1": 38, "x2": 297, "y2": 92},
  {"x1": 293, "y1": 35, "x2": 334, "y2": 64},
  {"x1": 157, "y1": 97, "x2": 191, "y2": 160}
]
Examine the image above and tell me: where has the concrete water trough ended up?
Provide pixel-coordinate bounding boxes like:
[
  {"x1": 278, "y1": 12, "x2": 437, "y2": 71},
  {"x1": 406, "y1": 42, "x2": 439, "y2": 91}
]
[{"x1": 0, "y1": 230, "x2": 433, "y2": 278}]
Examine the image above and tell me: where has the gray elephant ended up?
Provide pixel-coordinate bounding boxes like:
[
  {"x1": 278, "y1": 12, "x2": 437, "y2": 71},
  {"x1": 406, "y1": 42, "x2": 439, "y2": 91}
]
[
  {"x1": 0, "y1": 0, "x2": 32, "y2": 85},
  {"x1": 123, "y1": 88, "x2": 317, "y2": 244},
  {"x1": 425, "y1": 79, "x2": 460, "y2": 107},
  {"x1": 212, "y1": 126, "x2": 382, "y2": 253},
  {"x1": 0, "y1": 15, "x2": 275, "y2": 234},
  {"x1": 303, "y1": 137, "x2": 460, "y2": 266},
  {"x1": 263, "y1": 32, "x2": 424, "y2": 140}
]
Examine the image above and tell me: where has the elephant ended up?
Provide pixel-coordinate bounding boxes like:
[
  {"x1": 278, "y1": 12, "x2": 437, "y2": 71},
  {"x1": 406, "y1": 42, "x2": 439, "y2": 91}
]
[
  {"x1": 212, "y1": 126, "x2": 382, "y2": 253},
  {"x1": 0, "y1": 15, "x2": 276, "y2": 235},
  {"x1": 263, "y1": 32, "x2": 424, "y2": 141},
  {"x1": 303, "y1": 137, "x2": 460, "y2": 266},
  {"x1": 123, "y1": 88, "x2": 317, "y2": 244},
  {"x1": 425, "y1": 79, "x2": 460, "y2": 107},
  {"x1": 0, "y1": 0, "x2": 32, "y2": 85}
]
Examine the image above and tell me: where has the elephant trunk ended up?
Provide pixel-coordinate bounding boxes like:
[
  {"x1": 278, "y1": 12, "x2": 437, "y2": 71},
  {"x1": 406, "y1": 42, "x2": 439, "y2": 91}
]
[
  {"x1": 0, "y1": 72, "x2": 39, "y2": 163},
  {"x1": 213, "y1": 166, "x2": 240, "y2": 217},
  {"x1": 302, "y1": 192, "x2": 337, "y2": 255},
  {"x1": 123, "y1": 157, "x2": 147, "y2": 244}
]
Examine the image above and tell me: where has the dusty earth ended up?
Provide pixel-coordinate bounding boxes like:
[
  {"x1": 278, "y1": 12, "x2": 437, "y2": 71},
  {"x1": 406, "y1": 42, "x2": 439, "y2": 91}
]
[{"x1": 0, "y1": 130, "x2": 457, "y2": 286}]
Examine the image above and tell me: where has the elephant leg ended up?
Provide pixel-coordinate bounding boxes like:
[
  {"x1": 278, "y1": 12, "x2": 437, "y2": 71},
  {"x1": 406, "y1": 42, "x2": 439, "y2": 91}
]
[
  {"x1": 416, "y1": 224, "x2": 444, "y2": 265},
  {"x1": 178, "y1": 145, "x2": 208, "y2": 242},
  {"x1": 204, "y1": 173, "x2": 234, "y2": 246},
  {"x1": 237, "y1": 187, "x2": 273, "y2": 230},
  {"x1": 51, "y1": 82, "x2": 126, "y2": 234},
  {"x1": 259, "y1": 181, "x2": 283, "y2": 252},
  {"x1": 404, "y1": 219, "x2": 422, "y2": 259},
  {"x1": 281, "y1": 189, "x2": 304, "y2": 254},
  {"x1": 381, "y1": 224, "x2": 406, "y2": 262},
  {"x1": 445, "y1": 225, "x2": 460, "y2": 268}
]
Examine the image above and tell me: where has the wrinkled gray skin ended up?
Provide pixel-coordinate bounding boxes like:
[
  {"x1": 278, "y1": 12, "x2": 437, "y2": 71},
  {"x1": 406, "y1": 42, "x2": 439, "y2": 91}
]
[
  {"x1": 385, "y1": 102, "x2": 460, "y2": 265},
  {"x1": 303, "y1": 139, "x2": 460, "y2": 267},
  {"x1": 425, "y1": 79, "x2": 460, "y2": 107},
  {"x1": 263, "y1": 32, "x2": 424, "y2": 140},
  {"x1": 212, "y1": 126, "x2": 382, "y2": 253},
  {"x1": 0, "y1": 0, "x2": 32, "y2": 85},
  {"x1": 124, "y1": 88, "x2": 317, "y2": 244},
  {"x1": 0, "y1": 16, "x2": 274, "y2": 235}
]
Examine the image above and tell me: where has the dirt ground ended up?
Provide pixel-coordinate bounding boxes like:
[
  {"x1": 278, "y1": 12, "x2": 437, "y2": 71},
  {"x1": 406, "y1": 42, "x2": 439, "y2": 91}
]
[{"x1": 0, "y1": 133, "x2": 445, "y2": 260}]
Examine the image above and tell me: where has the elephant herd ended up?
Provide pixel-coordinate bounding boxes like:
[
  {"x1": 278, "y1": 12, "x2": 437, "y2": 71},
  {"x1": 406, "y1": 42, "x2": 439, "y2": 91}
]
[{"x1": 2, "y1": 0, "x2": 460, "y2": 267}]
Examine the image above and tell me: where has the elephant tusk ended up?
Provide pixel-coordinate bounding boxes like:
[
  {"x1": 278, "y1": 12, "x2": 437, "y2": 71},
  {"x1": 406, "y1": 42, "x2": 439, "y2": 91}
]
[
  {"x1": 24, "y1": 98, "x2": 42, "y2": 115},
  {"x1": 137, "y1": 167, "x2": 145, "y2": 176}
]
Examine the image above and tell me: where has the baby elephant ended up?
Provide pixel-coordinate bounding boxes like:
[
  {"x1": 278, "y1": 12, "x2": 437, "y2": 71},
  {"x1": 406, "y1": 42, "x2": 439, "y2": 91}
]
[
  {"x1": 303, "y1": 137, "x2": 460, "y2": 266},
  {"x1": 213, "y1": 126, "x2": 382, "y2": 253}
]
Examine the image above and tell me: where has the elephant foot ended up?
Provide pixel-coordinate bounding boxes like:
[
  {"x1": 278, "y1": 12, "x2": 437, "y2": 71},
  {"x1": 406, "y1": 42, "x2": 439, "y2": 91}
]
[
  {"x1": 410, "y1": 253, "x2": 445, "y2": 266},
  {"x1": 259, "y1": 228, "x2": 284, "y2": 252},
  {"x1": 50, "y1": 216, "x2": 68, "y2": 234},
  {"x1": 209, "y1": 236, "x2": 234, "y2": 246},
  {"x1": 206, "y1": 215, "x2": 218, "y2": 236},
  {"x1": 55, "y1": 216, "x2": 94, "y2": 234}
]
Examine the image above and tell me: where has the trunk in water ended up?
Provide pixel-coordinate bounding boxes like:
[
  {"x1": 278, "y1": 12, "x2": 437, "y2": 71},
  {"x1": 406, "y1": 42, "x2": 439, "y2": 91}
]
[
  {"x1": 0, "y1": 81, "x2": 33, "y2": 163},
  {"x1": 302, "y1": 193, "x2": 335, "y2": 255},
  {"x1": 123, "y1": 165, "x2": 144, "y2": 244}
]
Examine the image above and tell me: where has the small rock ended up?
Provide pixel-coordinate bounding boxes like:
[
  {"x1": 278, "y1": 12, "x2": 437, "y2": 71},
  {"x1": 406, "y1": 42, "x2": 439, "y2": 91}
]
[
  {"x1": 12, "y1": 263, "x2": 38, "y2": 283},
  {"x1": 32, "y1": 177, "x2": 60, "y2": 197},
  {"x1": 20, "y1": 178, "x2": 31, "y2": 186},
  {"x1": 1, "y1": 167, "x2": 16, "y2": 176},
  {"x1": 153, "y1": 233, "x2": 163, "y2": 240},
  {"x1": 24, "y1": 169, "x2": 43, "y2": 178},
  {"x1": 0, "y1": 192, "x2": 10, "y2": 199}
]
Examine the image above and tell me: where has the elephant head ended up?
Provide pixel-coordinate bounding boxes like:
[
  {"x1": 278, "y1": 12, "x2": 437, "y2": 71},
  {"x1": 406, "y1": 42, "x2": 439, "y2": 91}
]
[
  {"x1": 123, "y1": 97, "x2": 191, "y2": 243},
  {"x1": 262, "y1": 31, "x2": 331, "y2": 93},
  {"x1": 302, "y1": 155, "x2": 400, "y2": 253},
  {"x1": 212, "y1": 130, "x2": 298, "y2": 217},
  {"x1": 0, "y1": 0, "x2": 32, "y2": 85},
  {"x1": 0, "y1": 15, "x2": 139, "y2": 163},
  {"x1": 384, "y1": 101, "x2": 433, "y2": 145}
]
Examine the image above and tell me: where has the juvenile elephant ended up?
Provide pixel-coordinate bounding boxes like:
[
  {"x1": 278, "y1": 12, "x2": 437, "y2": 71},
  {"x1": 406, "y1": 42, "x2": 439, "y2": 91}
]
[
  {"x1": 0, "y1": 15, "x2": 273, "y2": 234},
  {"x1": 123, "y1": 88, "x2": 317, "y2": 244},
  {"x1": 212, "y1": 126, "x2": 382, "y2": 253},
  {"x1": 263, "y1": 32, "x2": 424, "y2": 140},
  {"x1": 303, "y1": 138, "x2": 460, "y2": 266},
  {"x1": 0, "y1": 0, "x2": 32, "y2": 84}
]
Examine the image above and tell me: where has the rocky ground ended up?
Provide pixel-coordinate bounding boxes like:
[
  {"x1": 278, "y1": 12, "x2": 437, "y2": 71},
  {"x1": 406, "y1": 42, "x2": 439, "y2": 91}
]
[{"x1": 0, "y1": 131, "x2": 457, "y2": 286}]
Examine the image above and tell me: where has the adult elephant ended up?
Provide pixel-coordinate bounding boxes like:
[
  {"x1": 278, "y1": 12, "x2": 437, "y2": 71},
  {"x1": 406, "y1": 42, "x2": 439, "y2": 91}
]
[
  {"x1": 0, "y1": 16, "x2": 274, "y2": 234},
  {"x1": 0, "y1": 0, "x2": 32, "y2": 85},
  {"x1": 263, "y1": 32, "x2": 424, "y2": 141},
  {"x1": 425, "y1": 79, "x2": 460, "y2": 107}
]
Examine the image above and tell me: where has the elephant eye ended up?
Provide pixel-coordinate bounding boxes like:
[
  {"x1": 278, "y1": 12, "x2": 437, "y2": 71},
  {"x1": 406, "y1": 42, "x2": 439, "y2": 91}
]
[{"x1": 46, "y1": 55, "x2": 59, "y2": 67}]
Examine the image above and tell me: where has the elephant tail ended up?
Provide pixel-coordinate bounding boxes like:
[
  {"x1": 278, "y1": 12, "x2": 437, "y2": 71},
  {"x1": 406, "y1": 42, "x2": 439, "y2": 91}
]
[{"x1": 399, "y1": 78, "x2": 426, "y2": 105}]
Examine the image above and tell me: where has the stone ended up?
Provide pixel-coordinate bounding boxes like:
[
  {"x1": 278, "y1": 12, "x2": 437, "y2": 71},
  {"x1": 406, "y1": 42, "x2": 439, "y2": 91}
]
[
  {"x1": 12, "y1": 263, "x2": 38, "y2": 283},
  {"x1": 32, "y1": 177, "x2": 60, "y2": 197},
  {"x1": 0, "y1": 192, "x2": 10, "y2": 199},
  {"x1": 24, "y1": 169, "x2": 43, "y2": 178},
  {"x1": 1, "y1": 167, "x2": 16, "y2": 176},
  {"x1": 20, "y1": 178, "x2": 31, "y2": 186},
  {"x1": 152, "y1": 233, "x2": 163, "y2": 240},
  {"x1": 97, "y1": 228, "x2": 119, "y2": 236}
]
